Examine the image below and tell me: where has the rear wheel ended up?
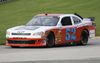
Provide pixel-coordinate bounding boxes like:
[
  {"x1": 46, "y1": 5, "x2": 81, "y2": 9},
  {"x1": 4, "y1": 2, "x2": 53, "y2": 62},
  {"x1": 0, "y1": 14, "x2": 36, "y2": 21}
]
[
  {"x1": 46, "y1": 33, "x2": 55, "y2": 47},
  {"x1": 79, "y1": 30, "x2": 89, "y2": 45}
]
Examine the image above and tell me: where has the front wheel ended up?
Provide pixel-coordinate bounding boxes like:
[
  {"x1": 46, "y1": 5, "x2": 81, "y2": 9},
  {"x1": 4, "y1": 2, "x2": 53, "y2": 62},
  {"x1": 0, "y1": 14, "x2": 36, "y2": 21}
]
[{"x1": 46, "y1": 33, "x2": 55, "y2": 47}]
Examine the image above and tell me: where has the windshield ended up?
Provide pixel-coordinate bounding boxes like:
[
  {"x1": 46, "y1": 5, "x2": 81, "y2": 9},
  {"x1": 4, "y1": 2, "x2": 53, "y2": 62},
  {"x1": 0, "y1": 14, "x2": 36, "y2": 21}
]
[{"x1": 26, "y1": 16, "x2": 59, "y2": 26}]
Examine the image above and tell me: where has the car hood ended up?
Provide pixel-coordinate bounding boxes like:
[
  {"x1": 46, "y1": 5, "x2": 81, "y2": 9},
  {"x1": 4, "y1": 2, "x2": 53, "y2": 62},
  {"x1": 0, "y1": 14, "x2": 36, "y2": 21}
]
[
  {"x1": 7, "y1": 25, "x2": 56, "y2": 33},
  {"x1": 14, "y1": 26, "x2": 40, "y2": 30}
]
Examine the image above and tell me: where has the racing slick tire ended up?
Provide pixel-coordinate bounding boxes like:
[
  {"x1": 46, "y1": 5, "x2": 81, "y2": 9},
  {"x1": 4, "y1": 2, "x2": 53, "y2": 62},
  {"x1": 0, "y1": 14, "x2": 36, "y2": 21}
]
[
  {"x1": 46, "y1": 33, "x2": 55, "y2": 47},
  {"x1": 79, "y1": 30, "x2": 89, "y2": 45}
]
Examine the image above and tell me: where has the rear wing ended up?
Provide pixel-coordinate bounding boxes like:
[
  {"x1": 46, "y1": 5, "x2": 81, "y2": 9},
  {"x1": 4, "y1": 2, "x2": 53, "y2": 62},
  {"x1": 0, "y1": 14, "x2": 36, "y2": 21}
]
[
  {"x1": 88, "y1": 17, "x2": 96, "y2": 26},
  {"x1": 88, "y1": 17, "x2": 95, "y2": 21},
  {"x1": 83, "y1": 17, "x2": 96, "y2": 26},
  {"x1": 74, "y1": 13, "x2": 96, "y2": 26},
  {"x1": 74, "y1": 13, "x2": 95, "y2": 21},
  {"x1": 83, "y1": 17, "x2": 95, "y2": 21}
]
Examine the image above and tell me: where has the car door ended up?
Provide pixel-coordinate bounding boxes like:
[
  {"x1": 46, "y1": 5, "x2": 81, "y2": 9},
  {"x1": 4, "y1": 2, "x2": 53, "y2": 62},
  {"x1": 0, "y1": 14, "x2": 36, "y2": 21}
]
[
  {"x1": 71, "y1": 16, "x2": 83, "y2": 42},
  {"x1": 60, "y1": 16, "x2": 77, "y2": 44}
]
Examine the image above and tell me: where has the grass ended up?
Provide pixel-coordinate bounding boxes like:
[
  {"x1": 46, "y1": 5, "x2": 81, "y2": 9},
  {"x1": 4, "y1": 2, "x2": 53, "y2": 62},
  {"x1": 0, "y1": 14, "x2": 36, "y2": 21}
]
[{"x1": 0, "y1": 0, "x2": 100, "y2": 44}]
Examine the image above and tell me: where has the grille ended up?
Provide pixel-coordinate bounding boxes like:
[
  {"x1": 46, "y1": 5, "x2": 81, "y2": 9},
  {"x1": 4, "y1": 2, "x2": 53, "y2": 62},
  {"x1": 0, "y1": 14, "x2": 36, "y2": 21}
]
[
  {"x1": 12, "y1": 33, "x2": 31, "y2": 35},
  {"x1": 8, "y1": 40, "x2": 36, "y2": 44}
]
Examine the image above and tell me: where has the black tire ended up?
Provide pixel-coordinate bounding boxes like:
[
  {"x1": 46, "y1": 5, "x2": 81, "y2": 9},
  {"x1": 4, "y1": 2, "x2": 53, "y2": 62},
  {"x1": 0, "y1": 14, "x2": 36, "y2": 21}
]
[
  {"x1": 79, "y1": 30, "x2": 89, "y2": 45},
  {"x1": 46, "y1": 33, "x2": 55, "y2": 47}
]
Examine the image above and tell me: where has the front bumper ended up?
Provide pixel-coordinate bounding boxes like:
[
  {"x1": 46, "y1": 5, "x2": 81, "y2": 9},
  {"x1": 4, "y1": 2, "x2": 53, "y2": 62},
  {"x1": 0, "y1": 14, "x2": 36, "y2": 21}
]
[{"x1": 6, "y1": 38, "x2": 46, "y2": 47}]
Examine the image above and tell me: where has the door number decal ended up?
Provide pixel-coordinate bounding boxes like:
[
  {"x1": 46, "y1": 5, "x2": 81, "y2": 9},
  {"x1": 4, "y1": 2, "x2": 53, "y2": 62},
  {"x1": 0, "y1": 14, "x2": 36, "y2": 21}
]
[{"x1": 66, "y1": 28, "x2": 76, "y2": 40}]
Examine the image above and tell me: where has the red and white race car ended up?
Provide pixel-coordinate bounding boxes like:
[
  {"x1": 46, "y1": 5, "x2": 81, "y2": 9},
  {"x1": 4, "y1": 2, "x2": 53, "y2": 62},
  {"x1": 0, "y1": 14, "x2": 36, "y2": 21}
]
[{"x1": 6, "y1": 13, "x2": 96, "y2": 47}]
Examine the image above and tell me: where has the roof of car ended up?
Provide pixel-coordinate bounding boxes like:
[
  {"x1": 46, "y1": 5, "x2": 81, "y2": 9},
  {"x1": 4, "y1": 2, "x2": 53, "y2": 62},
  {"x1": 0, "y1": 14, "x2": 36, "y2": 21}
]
[{"x1": 36, "y1": 14, "x2": 75, "y2": 17}]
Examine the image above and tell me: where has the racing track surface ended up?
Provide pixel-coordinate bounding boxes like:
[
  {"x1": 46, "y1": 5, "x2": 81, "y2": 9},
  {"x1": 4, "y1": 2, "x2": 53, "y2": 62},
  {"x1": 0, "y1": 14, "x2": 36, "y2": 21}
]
[{"x1": 0, "y1": 37, "x2": 100, "y2": 63}]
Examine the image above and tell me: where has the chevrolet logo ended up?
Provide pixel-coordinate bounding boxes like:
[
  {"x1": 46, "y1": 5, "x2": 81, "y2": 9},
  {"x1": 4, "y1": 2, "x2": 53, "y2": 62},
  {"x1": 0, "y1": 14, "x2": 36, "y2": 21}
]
[{"x1": 17, "y1": 31, "x2": 25, "y2": 33}]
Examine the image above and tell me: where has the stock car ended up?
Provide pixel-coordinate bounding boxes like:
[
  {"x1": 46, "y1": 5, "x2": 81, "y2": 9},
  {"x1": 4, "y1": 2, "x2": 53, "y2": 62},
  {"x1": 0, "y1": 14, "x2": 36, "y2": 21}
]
[{"x1": 6, "y1": 13, "x2": 96, "y2": 48}]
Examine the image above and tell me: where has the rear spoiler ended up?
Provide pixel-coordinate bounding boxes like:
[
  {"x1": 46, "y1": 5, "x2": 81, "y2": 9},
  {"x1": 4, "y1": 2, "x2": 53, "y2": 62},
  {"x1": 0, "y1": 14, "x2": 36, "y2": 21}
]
[
  {"x1": 74, "y1": 13, "x2": 95, "y2": 21},
  {"x1": 88, "y1": 17, "x2": 96, "y2": 26},
  {"x1": 83, "y1": 17, "x2": 96, "y2": 26},
  {"x1": 88, "y1": 17, "x2": 95, "y2": 21}
]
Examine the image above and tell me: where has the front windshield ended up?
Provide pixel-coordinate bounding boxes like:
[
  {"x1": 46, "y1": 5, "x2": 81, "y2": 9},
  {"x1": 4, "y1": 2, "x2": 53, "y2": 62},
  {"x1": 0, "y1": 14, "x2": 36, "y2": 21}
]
[{"x1": 26, "y1": 16, "x2": 59, "y2": 26}]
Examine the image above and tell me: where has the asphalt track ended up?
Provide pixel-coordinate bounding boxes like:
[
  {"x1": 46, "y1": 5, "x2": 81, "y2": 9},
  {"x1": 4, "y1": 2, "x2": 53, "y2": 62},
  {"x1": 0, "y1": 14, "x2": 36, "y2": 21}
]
[{"x1": 0, "y1": 37, "x2": 100, "y2": 63}]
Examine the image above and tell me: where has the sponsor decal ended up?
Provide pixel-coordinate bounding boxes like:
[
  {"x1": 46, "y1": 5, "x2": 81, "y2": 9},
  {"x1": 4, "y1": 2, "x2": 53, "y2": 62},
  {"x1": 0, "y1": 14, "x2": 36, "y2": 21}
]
[
  {"x1": 89, "y1": 30, "x2": 95, "y2": 37},
  {"x1": 55, "y1": 30, "x2": 62, "y2": 44},
  {"x1": 57, "y1": 30, "x2": 62, "y2": 41},
  {"x1": 17, "y1": 31, "x2": 25, "y2": 33}
]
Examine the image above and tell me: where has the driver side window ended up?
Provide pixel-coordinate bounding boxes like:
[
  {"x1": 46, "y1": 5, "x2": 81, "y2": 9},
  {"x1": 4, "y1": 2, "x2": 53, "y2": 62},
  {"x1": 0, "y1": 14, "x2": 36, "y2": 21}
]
[{"x1": 61, "y1": 17, "x2": 72, "y2": 26}]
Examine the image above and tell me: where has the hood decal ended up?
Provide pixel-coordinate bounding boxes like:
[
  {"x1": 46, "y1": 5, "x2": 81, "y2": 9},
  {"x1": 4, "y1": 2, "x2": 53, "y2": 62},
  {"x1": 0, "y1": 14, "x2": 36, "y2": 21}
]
[{"x1": 15, "y1": 26, "x2": 39, "y2": 30}]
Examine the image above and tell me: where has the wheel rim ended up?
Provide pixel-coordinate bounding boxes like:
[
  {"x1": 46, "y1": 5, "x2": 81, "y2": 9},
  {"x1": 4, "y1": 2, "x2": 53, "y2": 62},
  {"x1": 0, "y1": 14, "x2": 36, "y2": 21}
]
[
  {"x1": 81, "y1": 35, "x2": 88, "y2": 45},
  {"x1": 46, "y1": 35, "x2": 55, "y2": 47}
]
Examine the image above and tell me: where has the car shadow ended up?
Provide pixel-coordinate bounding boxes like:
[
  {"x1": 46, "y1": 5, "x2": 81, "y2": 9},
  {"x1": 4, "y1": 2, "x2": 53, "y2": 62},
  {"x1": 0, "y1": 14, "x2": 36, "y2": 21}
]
[{"x1": 4, "y1": 41, "x2": 100, "y2": 49}]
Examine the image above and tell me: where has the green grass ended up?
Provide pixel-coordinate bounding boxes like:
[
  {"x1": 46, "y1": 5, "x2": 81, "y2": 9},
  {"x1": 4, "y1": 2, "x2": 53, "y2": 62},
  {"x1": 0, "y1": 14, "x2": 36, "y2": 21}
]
[{"x1": 0, "y1": 0, "x2": 100, "y2": 44}]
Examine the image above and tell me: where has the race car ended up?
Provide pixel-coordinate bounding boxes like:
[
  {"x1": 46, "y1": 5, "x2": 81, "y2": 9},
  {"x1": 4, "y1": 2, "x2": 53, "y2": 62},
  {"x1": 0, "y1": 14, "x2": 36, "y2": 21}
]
[{"x1": 6, "y1": 13, "x2": 96, "y2": 48}]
